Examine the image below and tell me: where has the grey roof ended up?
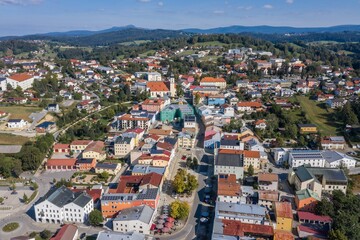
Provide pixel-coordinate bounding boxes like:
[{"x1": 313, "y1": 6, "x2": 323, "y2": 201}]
[
  {"x1": 96, "y1": 163, "x2": 119, "y2": 170},
  {"x1": 308, "y1": 167, "x2": 348, "y2": 183},
  {"x1": 295, "y1": 166, "x2": 313, "y2": 182},
  {"x1": 290, "y1": 150, "x2": 323, "y2": 160},
  {"x1": 321, "y1": 150, "x2": 353, "y2": 163},
  {"x1": 96, "y1": 231, "x2": 145, "y2": 240},
  {"x1": 220, "y1": 139, "x2": 240, "y2": 147},
  {"x1": 8, "y1": 119, "x2": 23, "y2": 122},
  {"x1": 137, "y1": 188, "x2": 159, "y2": 200},
  {"x1": 215, "y1": 153, "x2": 243, "y2": 167},
  {"x1": 295, "y1": 165, "x2": 348, "y2": 183},
  {"x1": 114, "y1": 205, "x2": 154, "y2": 224},
  {"x1": 132, "y1": 165, "x2": 166, "y2": 175},
  {"x1": 101, "y1": 194, "x2": 136, "y2": 202},
  {"x1": 115, "y1": 137, "x2": 132, "y2": 144},
  {"x1": 217, "y1": 202, "x2": 266, "y2": 217},
  {"x1": 38, "y1": 186, "x2": 92, "y2": 208}
]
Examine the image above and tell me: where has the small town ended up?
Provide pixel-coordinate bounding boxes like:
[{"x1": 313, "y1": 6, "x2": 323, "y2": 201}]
[{"x1": 0, "y1": 1, "x2": 360, "y2": 240}]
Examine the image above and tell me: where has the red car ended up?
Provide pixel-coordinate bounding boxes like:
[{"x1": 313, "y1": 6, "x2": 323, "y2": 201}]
[{"x1": 181, "y1": 155, "x2": 187, "y2": 160}]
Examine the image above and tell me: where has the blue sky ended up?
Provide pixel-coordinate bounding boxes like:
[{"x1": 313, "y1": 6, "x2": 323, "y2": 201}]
[{"x1": 0, "y1": 0, "x2": 360, "y2": 36}]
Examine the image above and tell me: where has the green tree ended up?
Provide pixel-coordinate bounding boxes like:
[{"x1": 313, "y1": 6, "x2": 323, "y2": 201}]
[
  {"x1": 186, "y1": 174, "x2": 198, "y2": 193},
  {"x1": 23, "y1": 193, "x2": 28, "y2": 203},
  {"x1": 268, "y1": 168, "x2": 273, "y2": 173},
  {"x1": 329, "y1": 229, "x2": 348, "y2": 240},
  {"x1": 172, "y1": 172, "x2": 186, "y2": 194},
  {"x1": 192, "y1": 157, "x2": 199, "y2": 169},
  {"x1": 247, "y1": 164, "x2": 254, "y2": 176},
  {"x1": 315, "y1": 198, "x2": 334, "y2": 216},
  {"x1": 186, "y1": 157, "x2": 192, "y2": 169},
  {"x1": 170, "y1": 200, "x2": 190, "y2": 220},
  {"x1": 342, "y1": 102, "x2": 358, "y2": 125},
  {"x1": 31, "y1": 182, "x2": 38, "y2": 190},
  {"x1": 89, "y1": 209, "x2": 103, "y2": 226},
  {"x1": 0, "y1": 197, "x2": 4, "y2": 204},
  {"x1": 99, "y1": 171, "x2": 109, "y2": 180},
  {"x1": 40, "y1": 229, "x2": 52, "y2": 240}
]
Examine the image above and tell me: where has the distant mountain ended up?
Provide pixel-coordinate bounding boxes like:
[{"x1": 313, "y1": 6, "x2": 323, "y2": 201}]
[
  {"x1": 182, "y1": 25, "x2": 360, "y2": 34},
  {"x1": 0, "y1": 27, "x2": 186, "y2": 46},
  {"x1": 2, "y1": 24, "x2": 360, "y2": 46},
  {"x1": 41, "y1": 25, "x2": 138, "y2": 37}
]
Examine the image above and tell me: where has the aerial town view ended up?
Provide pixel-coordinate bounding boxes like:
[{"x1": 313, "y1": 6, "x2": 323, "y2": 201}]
[{"x1": 0, "y1": 0, "x2": 360, "y2": 240}]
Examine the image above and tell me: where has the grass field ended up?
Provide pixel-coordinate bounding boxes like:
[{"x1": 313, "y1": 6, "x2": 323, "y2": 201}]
[
  {"x1": 0, "y1": 133, "x2": 31, "y2": 145},
  {"x1": 296, "y1": 96, "x2": 341, "y2": 136},
  {"x1": 0, "y1": 106, "x2": 42, "y2": 121}
]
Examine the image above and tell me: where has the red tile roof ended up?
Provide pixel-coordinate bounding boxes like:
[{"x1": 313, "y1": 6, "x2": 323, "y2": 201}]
[
  {"x1": 222, "y1": 219, "x2": 274, "y2": 237},
  {"x1": 275, "y1": 202, "x2": 293, "y2": 219},
  {"x1": 71, "y1": 140, "x2": 93, "y2": 146},
  {"x1": 70, "y1": 188, "x2": 102, "y2": 202},
  {"x1": 156, "y1": 141, "x2": 173, "y2": 151},
  {"x1": 258, "y1": 173, "x2": 279, "y2": 182},
  {"x1": 50, "y1": 224, "x2": 78, "y2": 240},
  {"x1": 53, "y1": 143, "x2": 70, "y2": 150},
  {"x1": 147, "y1": 81, "x2": 169, "y2": 92},
  {"x1": 217, "y1": 174, "x2": 241, "y2": 197},
  {"x1": 47, "y1": 158, "x2": 76, "y2": 167},
  {"x1": 237, "y1": 101, "x2": 262, "y2": 108},
  {"x1": 274, "y1": 230, "x2": 294, "y2": 240},
  {"x1": 115, "y1": 172, "x2": 163, "y2": 193},
  {"x1": 84, "y1": 141, "x2": 104, "y2": 154},
  {"x1": 297, "y1": 211, "x2": 332, "y2": 223},
  {"x1": 8, "y1": 73, "x2": 33, "y2": 82},
  {"x1": 200, "y1": 77, "x2": 226, "y2": 83}
]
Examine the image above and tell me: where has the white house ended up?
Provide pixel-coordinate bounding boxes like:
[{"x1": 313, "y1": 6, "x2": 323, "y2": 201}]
[
  {"x1": 289, "y1": 150, "x2": 326, "y2": 168},
  {"x1": 7, "y1": 119, "x2": 28, "y2": 128},
  {"x1": 113, "y1": 205, "x2": 155, "y2": 235},
  {"x1": 34, "y1": 186, "x2": 93, "y2": 224},
  {"x1": 321, "y1": 150, "x2": 357, "y2": 169},
  {"x1": 6, "y1": 73, "x2": 35, "y2": 90}
]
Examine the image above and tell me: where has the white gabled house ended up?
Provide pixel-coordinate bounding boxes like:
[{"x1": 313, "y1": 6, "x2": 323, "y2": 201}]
[{"x1": 34, "y1": 186, "x2": 93, "y2": 224}]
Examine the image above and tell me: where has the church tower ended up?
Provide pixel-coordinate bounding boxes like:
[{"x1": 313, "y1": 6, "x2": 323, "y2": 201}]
[{"x1": 170, "y1": 74, "x2": 176, "y2": 97}]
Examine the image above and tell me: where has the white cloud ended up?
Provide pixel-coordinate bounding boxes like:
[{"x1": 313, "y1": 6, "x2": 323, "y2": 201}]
[
  {"x1": 263, "y1": 4, "x2": 273, "y2": 9},
  {"x1": 0, "y1": 0, "x2": 42, "y2": 5},
  {"x1": 158, "y1": 1, "x2": 163, "y2": 6},
  {"x1": 286, "y1": 0, "x2": 294, "y2": 4},
  {"x1": 213, "y1": 10, "x2": 225, "y2": 14},
  {"x1": 238, "y1": 6, "x2": 252, "y2": 10},
  {"x1": 138, "y1": 0, "x2": 151, "y2": 2}
]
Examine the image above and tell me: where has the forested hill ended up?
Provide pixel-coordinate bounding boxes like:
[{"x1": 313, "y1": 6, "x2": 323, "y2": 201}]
[{"x1": 0, "y1": 28, "x2": 188, "y2": 47}]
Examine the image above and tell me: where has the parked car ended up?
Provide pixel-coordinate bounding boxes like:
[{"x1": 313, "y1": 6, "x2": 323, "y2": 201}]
[
  {"x1": 200, "y1": 217, "x2": 208, "y2": 223},
  {"x1": 181, "y1": 155, "x2": 187, "y2": 160}
]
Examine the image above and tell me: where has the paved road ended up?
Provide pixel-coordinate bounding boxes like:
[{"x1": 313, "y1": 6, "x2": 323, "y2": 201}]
[{"x1": 0, "y1": 171, "x2": 76, "y2": 239}]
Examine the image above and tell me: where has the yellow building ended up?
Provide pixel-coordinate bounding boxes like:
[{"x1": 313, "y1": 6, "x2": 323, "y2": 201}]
[
  {"x1": 298, "y1": 124, "x2": 317, "y2": 134},
  {"x1": 82, "y1": 141, "x2": 106, "y2": 161},
  {"x1": 274, "y1": 202, "x2": 293, "y2": 232},
  {"x1": 70, "y1": 140, "x2": 93, "y2": 153}
]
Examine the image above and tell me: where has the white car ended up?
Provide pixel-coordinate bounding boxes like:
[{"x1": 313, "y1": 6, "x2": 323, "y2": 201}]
[{"x1": 200, "y1": 217, "x2": 208, "y2": 223}]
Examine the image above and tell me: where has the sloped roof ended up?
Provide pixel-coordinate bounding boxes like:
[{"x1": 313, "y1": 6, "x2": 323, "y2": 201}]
[
  {"x1": 114, "y1": 205, "x2": 154, "y2": 224},
  {"x1": 147, "y1": 81, "x2": 169, "y2": 92},
  {"x1": 8, "y1": 73, "x2": 33, "y2": 82},
  {"x1": 50, "y1": 224, "x2": 78, "y2": 240},
  {"x1": 221, "y1": 219, "x2": 274, "y2": 237},
  {"x1": 275, "y1": 202, "x2": 293, "y2": 219}
]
